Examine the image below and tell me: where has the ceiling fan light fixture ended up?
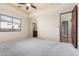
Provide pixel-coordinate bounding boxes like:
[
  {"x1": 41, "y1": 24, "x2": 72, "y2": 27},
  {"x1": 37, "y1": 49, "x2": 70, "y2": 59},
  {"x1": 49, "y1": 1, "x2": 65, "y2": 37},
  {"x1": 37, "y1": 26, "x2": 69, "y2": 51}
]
[
  {"x1": 18, "y1": 3, "x2": 37, "y2": 10},
  {"x1": 26, "y1": 3, "x2": 31, "y2": 7}
]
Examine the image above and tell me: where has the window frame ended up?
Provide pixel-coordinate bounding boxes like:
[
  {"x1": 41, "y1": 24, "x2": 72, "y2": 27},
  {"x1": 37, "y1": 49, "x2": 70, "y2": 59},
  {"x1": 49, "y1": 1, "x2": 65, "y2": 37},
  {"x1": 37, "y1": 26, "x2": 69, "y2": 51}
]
[{"x1": 0, "y1": 14, "x2": 21, "y2": 32}]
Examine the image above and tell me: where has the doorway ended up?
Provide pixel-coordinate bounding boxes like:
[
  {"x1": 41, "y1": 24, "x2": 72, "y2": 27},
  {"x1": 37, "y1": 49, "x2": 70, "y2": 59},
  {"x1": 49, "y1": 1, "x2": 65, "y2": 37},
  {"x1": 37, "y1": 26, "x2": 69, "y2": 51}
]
[
  {"x1": 32, "y1": 19, "x2": 38, "y2": 38},
  {"x1": 60, "y1": 5, "x2": 78, "y2": 48},
  {"x1": 33, "y1": 23, "x2": 38, "y2": 37},
  {"x1": 60, "y1": 12, "x2": 72, "y2": 43},
  {"x1": 61, "y1": 21, "x2": 69, "y2": 42}
]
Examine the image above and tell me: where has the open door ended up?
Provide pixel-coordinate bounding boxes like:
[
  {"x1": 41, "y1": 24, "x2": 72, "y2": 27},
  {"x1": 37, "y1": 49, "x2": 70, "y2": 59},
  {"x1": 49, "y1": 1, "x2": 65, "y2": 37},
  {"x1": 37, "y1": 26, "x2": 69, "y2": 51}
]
[{"x1": 72, "y1": 5, "x2": 78, "y2": 48}]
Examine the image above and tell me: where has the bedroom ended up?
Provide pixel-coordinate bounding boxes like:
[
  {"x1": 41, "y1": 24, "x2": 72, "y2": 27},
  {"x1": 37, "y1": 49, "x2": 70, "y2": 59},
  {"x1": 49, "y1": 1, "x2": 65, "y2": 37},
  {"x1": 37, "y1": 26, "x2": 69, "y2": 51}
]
[{"x1": 0, "y1": 3, "x2": 78, "y2": 56}]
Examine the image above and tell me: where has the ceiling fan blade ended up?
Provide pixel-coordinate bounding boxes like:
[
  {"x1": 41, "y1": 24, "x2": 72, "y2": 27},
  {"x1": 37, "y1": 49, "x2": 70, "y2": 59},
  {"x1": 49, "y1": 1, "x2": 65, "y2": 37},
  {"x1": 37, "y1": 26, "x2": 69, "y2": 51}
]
[
  {"x1": 31, "y1": 5, "x2": 37, "y2": 9},
  {"x1": 18, "y1": 3, "x2": 26, "y2": 5},
  {"x1": 26, "y1": 6, "x2": 29, "y2": 10},
  {"x1": 18, "y1": 5, "x2": 21, "y2": 7}
]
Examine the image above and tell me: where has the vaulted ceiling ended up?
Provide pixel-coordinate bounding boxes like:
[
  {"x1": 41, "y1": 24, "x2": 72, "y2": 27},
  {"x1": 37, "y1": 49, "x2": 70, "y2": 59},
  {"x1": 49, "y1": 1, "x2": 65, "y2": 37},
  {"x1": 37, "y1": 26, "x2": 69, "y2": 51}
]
[
  {"x1": 6, "y1": 3, "x2": 54, "y2": 15},
  {"x1": 5, "y1": 3, "x2": 75, "y2": 16}
]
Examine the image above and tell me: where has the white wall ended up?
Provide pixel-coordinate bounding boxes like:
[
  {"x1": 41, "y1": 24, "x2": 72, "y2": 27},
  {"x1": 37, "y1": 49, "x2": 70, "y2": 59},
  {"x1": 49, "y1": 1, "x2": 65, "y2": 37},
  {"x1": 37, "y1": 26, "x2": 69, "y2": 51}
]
[
  {"x1": 0, "y1": 4, "x2": 30, "y2": 42},
  {"x1": 30, "y1": 4, "x2": 76, "y2": 42},
  {"x1": 35, "y1": 11, "x2": 59, "y2": 41}
]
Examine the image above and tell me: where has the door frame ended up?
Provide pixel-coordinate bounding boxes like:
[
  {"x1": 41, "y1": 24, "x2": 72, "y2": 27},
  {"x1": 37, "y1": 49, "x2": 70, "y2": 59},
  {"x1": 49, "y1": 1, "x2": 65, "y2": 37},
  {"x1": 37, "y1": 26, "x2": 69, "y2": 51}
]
[{"x1": 60, "y1": 11, "x2": 72, "y2": 42}]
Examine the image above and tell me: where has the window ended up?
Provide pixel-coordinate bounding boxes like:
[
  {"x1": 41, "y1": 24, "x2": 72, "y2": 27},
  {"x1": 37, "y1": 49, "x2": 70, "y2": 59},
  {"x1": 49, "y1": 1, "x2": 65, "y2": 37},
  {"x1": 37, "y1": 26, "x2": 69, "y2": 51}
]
[
  {"x1": 0, "y1": 15, "x2": 21, "y2": 32},
  {"x1": 13, "y1": 18, "x2": 21, "y2": 31}
]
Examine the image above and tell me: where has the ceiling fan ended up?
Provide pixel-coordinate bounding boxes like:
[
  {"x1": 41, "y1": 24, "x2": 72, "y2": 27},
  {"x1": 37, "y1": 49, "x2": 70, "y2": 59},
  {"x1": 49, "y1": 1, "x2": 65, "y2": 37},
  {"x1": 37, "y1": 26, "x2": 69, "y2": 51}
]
[{"x1": 18, "y1": 3, "x2": 37, "y2": 10}]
